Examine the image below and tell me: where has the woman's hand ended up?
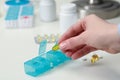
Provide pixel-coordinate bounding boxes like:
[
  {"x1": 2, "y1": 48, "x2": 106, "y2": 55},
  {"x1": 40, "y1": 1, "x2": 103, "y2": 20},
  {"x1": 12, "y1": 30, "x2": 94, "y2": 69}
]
[{"x1": 59, "y1": 14, "x2": 120, "y2": 60}]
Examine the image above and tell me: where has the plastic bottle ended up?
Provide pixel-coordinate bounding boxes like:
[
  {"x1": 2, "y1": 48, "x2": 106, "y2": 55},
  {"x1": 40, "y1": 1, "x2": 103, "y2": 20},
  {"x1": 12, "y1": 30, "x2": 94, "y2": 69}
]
[
  {"x1": 39, "y1": 0, "x2": 56, "y2": 22},
  {"x1": 59, "y1": 3, "x2": 78, "y2": 34}
]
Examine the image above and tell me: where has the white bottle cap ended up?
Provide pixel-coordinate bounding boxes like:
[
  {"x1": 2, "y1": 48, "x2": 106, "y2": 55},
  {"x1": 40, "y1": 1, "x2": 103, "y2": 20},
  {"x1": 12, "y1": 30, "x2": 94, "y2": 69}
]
[
  {"x1": 60, "y1": 3, "x2": 77, "y2": 14},
  {"x1": 41, "y1": 0, "x2": 55, "y2": 4}
]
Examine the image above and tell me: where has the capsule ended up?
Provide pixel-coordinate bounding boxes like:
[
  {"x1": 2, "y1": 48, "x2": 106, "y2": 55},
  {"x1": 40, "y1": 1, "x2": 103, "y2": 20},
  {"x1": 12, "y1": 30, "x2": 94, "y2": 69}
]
[
  {"x1": 52, "y1": 44, "x2": 60, "y2": 51},
  {"x1": 91, "y1": 54, "x2": 100, "y2": 64},
  {"x1": 50, "y1": 34, "x2": 56, "y2": 42},
  {"x1": 91, "y1": 58, "x2": 96, "y2": 64},
  {"x1": 37, "y1": 35, "x2": 43, "y2": 43},
  {"x1": 92, "y1": 54, "x2": 99, "y2": 61},
  {"x1": 44, "y1": 34, "x2": 49, "y2": 40}
]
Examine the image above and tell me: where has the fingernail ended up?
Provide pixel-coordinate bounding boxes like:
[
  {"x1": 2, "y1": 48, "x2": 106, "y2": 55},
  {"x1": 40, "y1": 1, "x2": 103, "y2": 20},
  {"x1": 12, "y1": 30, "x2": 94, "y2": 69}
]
[{"x1": 59, "y1": 42, "x2": 67, "y2": 50}]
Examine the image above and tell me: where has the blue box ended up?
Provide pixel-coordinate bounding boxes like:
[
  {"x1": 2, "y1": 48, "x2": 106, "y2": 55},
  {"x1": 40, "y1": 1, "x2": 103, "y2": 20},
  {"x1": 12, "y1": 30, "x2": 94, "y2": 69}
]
[
  {"x1": 24, "y1": 56, "x2": 51, "y2": 77},
  {"x1": 45, "y1": 50, "x2": 71, "y2": 66},
  {"x1": 24, "y1": 50, "x2": 71, "y2": 77}
]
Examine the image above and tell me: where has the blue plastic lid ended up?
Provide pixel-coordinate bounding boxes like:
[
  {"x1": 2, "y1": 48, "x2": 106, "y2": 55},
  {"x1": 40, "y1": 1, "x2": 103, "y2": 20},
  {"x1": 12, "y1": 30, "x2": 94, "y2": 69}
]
[
  {"x1": 6, "y1": 0, "x2": 29, "y2": 1},
  {"x1": 5, "y1": 6, "x2": 20, "y2": 20},
  {"x1": 5, "y1": 0, "x2": 29, "y2": 6},
  {"x1": 21, "y1": 5, "x2": 34, "y2": 16}
]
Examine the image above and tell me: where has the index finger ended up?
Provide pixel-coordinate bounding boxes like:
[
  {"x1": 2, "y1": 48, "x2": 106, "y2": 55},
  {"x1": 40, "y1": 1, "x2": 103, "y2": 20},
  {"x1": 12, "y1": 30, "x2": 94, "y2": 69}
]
[{"x1": 58, "y1": 19, "x2": 85, "y2": 44}]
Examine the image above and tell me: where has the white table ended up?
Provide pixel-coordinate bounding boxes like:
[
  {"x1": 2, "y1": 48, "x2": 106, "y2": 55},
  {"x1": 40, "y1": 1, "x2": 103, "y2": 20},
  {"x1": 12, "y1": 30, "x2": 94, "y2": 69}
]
[{"x1": 0, "y1": 0, "x2": 120, "y2": 80}]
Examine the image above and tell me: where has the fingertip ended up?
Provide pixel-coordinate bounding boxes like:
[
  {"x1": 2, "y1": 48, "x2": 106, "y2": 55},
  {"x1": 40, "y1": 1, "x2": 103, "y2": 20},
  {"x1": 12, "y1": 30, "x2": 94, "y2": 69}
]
[{"x1": 59, "y1": 41, "x2": 67, "y2": 50}]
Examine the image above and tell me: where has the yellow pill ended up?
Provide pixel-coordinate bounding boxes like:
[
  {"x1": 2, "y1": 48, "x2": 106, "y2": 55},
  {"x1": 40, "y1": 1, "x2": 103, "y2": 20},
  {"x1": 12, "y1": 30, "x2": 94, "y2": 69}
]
[
  {"x1": 51, "y1": 38, "x2": 56, "y2": 42},
  {"x1": 44, "y1": 34, "x2": 49, "y2": 39},
  {"x1": 92, "y1": 54, "x2": 99, "y2": 61},
  {"x1": 37, "y1": 36, "x2": 43, "y2": 43},
  {"x1": 52, "y1": 44, "x2": 60, "y2": 51},
  {"x1": 51, "y1": 37, "x2": 56, "y2": 42},
  {"x1": 91, "y1": 58, "x2": 96, "y2": 64}
]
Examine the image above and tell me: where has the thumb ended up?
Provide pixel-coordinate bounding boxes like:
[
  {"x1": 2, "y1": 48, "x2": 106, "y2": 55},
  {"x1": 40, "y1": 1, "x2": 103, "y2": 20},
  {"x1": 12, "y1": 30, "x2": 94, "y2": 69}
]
[{"x1": 59, "y1": 33, "x2": 86, "y2": 51}]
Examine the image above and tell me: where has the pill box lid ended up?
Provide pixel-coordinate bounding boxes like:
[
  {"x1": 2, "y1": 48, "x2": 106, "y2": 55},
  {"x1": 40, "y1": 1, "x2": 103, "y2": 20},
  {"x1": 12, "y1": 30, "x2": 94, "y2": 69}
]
[
  {"x1": 21, "y1": 5, "x2": 34, "y2": 16},
  {"x1": 5, "y1": 6, "x2": 20, "y2": 20},
  {"x1": 5, "y1": 0, "x2": 29, "y2": 6}
]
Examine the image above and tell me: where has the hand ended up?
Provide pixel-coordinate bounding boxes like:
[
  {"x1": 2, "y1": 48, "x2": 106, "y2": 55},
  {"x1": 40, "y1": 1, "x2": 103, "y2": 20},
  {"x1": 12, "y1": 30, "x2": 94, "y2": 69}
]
[{"x1": 58, "y1": 14, "x2": 120, "y2": 60}]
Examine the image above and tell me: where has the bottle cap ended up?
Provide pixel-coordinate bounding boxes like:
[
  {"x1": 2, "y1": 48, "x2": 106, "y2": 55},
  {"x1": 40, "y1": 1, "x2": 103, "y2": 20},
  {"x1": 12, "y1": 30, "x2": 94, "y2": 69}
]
[
  {"x1": 5, "y1": 0, "x2": 29, "y2": 6},
  {"x1": 60, "y1": 3, "x2": 77, "y2": 14},
  {"x1": 41, "y1": 0, "x2": 55, "y2": 4}
]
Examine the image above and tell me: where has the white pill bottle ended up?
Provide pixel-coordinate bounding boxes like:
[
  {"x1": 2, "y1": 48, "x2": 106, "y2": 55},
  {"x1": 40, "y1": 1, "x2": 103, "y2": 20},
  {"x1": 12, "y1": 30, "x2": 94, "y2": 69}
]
[
  {"x1": 59, "y1": 3, "x2": 78, "y2": 34},
  {"x1": 39, "y1": 0, "x2": 56, "y2": 22}
]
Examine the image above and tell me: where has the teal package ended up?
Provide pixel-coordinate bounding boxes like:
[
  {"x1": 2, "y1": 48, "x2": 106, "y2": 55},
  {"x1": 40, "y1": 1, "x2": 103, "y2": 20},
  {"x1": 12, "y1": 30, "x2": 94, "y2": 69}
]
[{"x1": 24, "y1": 50, "x2": 71, "y2": 77}]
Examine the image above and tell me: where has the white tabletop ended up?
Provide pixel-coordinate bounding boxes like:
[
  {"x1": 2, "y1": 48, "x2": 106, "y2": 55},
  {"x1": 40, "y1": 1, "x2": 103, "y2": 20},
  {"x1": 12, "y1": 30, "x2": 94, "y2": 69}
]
[{"x1": 0, "y1": 0, "x2": 120, "y2": 80}]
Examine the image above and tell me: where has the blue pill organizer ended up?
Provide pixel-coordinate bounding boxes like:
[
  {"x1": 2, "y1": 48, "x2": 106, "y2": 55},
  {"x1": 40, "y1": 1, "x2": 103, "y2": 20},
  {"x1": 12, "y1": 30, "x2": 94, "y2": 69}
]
[
  {"x1": 24, "y1": 40, "x2": 71, "y2": 77},
  {"x1": 24, "y1": 50, "x2": 71, "y2": 77}
]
